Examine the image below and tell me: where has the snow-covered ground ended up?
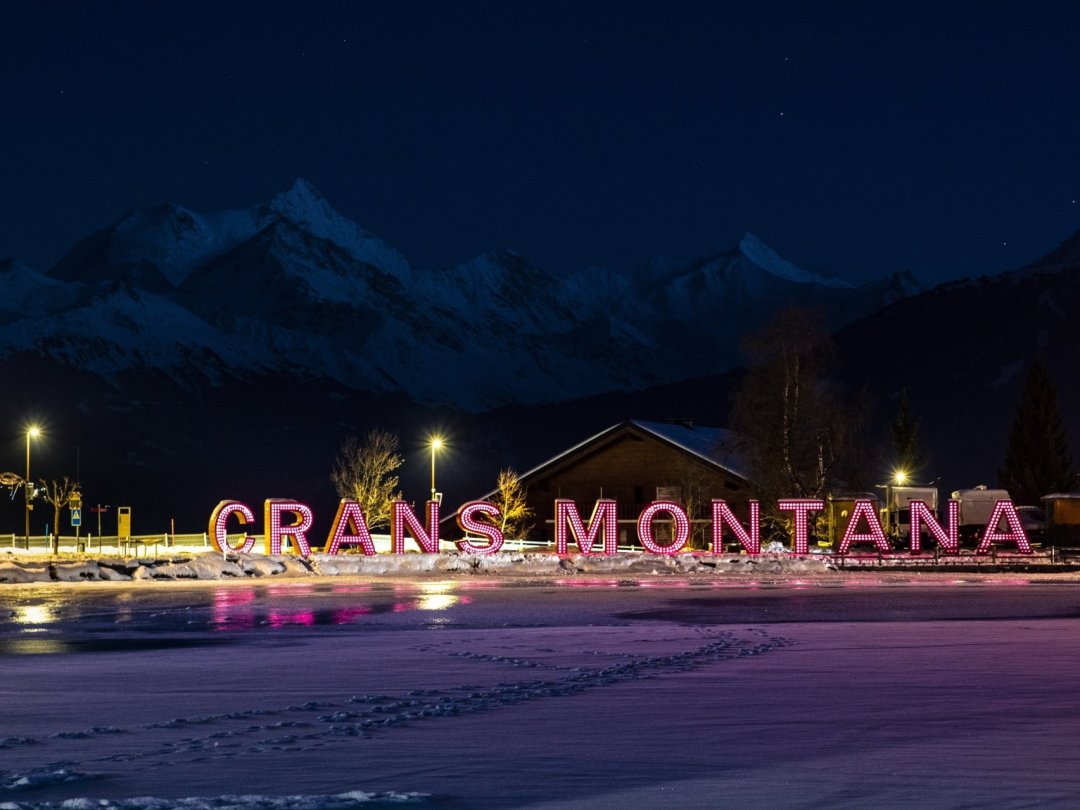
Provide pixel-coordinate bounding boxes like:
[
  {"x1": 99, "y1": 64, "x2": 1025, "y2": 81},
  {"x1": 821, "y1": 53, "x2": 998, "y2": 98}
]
[
  {"x1": 0, "y1": 550, "x2": 838, "y2": 584},
  {"x1": 1, "y1": 579, "x2": 1079, "y2": 808},
  {"x1": 3, "y1": 548, "x2": 1064, "y2": 585}
]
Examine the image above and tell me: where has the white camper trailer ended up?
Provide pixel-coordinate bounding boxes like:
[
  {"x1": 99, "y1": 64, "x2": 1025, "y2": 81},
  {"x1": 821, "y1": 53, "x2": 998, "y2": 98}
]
[
  {"x1": 951, "y1": 485, "x2": 1012, "y2": 543},
  {"x1": 882, "y1": 485, "x2": 938, "y2": 543}
]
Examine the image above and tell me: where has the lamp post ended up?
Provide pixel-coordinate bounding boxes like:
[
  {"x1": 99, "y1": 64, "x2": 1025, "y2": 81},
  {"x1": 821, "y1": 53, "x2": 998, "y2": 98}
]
[
  {"x1": 430, "y1": 437, "x2": 444, "y2": 501},
  {"x1": 882, "y1": 469, "x2": 909, "y2": 541},
  {"x1": 24, "y1": 425, "x2": 41, "y2": 546}
]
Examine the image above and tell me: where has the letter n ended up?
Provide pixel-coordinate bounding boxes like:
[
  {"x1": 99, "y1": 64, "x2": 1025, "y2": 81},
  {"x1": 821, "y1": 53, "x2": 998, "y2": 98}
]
[
  {"x1": 711, "y1": 500, "x2": 760, "y2": 554},
  {"x1": 392, "y1": 500, "x2": 441, "y2": 553}
]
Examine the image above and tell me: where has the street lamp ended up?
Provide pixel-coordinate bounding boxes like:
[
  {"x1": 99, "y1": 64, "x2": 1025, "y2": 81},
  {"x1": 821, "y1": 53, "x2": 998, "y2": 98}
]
[
  {"x1": 430, "y1": 436, "x2": 444, "y2": 501},
  {"x1": 25, "y1": 425, "x2": 41, "y2": 545}
]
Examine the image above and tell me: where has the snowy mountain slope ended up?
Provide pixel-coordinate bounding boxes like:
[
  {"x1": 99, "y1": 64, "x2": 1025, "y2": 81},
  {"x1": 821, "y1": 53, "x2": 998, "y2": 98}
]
[
  {"x1": 0, "y1": 281, "x2": 265, "y2": 382},
  {"x1": 734, "y1": 232, "x2": 853, "y2": 288},
  {"x1": 0, "y1": 259, "x2": 85, "y2": 320},
  {"x1": 49, "y1": 203, "x2": 259, "y2": 290},
  {"x1": 257, "y1": 179, "x2": 412, "y2": 280},
  {"x1": 0, "y1": 181, "x2": 924, "y2": 409},
  {"x1": 48, "y1": 180, "x2": 410, "y2": 292}
]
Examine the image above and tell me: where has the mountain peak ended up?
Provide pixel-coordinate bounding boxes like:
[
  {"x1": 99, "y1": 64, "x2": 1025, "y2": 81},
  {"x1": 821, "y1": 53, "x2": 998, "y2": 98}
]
[
  {"x1": 272, "y1": 178, "x2": 326, "y2": 211},
  {"x1": 738, "y1": 232, "x2": 853, "y2": 289},
  {"x1": 262, "y1": 179, "x2": 411, "y2": 279},
  {"x1": 267, "y1": 178, "x2": 334, "y2": 226}
]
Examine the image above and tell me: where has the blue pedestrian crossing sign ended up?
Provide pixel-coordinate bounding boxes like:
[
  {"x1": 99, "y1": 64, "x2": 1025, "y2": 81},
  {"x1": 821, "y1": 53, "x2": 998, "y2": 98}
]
[{"x1": 71, "y1": 508, "x2": 82, "y2": 527}]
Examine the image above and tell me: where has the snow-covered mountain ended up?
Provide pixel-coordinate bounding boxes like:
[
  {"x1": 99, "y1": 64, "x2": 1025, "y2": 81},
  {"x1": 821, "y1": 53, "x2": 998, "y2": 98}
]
[{"x1": 2, "y1": 181, "x2": 922, "y2": 410}]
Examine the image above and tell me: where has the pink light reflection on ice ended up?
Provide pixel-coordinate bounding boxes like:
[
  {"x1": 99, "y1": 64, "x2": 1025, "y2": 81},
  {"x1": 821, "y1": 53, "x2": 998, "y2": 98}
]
[
  {"x1": 268, "y1": 610, "x2": 316, "y2": 628},
  {"x1": 552, "y1": 578, "x2": 623, "y2": 588},
  {"x1": 211, "y1": 588, "x2": 257, "y2": 630}
]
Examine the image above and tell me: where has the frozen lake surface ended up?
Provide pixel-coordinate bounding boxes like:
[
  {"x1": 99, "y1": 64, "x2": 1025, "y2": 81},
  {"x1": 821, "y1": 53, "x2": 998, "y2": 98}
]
[{"x1": 2, "y1": 578, "x2": 1080, "y2": 808}]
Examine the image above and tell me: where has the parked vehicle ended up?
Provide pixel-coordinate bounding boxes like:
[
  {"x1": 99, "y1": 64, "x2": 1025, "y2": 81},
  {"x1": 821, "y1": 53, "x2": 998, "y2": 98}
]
[
  {"x1": 1016, "y1": 505, "x2": 1046, "y2": 544},
  {"x1": 951, "y1": 485, "x2": 1012, "y2": 544},
  {"x1": 881, "y1": 485, "x2": 938, "y2": 545}
]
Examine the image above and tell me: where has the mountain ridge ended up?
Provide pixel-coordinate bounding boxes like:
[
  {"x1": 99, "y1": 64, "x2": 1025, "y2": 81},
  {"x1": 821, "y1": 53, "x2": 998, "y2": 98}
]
[{"x1": 2, "y1": 179, "x2": 923, "y2": 410}]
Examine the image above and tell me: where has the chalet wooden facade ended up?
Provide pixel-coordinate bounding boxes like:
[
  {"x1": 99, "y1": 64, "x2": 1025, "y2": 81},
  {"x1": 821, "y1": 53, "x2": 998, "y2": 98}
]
[{"x1": 514, "y1": 420, "x2": 751, "y2": 549}]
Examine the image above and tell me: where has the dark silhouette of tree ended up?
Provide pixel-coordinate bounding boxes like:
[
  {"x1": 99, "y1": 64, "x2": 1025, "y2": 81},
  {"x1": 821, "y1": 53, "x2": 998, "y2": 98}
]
[
  {"x1": 729, "y1": 307, "x2": 868, "y2": 541},
  {"x1": 40, "y1": 477, "x2": 80, "y2": 554},
  {"x1": 999, "y1": 360, "x2": 1075, "y2": 504},
  {"x1": 888, "y1": 389, "x2": 924, "y2": 477}
]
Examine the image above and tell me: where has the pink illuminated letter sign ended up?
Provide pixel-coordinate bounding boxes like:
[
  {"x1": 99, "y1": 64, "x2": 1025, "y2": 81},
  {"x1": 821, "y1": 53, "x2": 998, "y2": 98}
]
[
  {"x1": 325, "y1": 499, "x2": 377, "y2": 556},
  {"x1": 456, "y1": 501, "x2": 505, "y2": 554},
  {"x1": 391, "y1": 500, "x2": 441, "y2": 553},
  {"x1": 711, "y1": 499, "x2": 760, "y2": 554},
  {"x1": 208, "y1": 500, "x2": 257, "y2": 554},
  {"x1": 837, "y1": 500, "x2": 890, "y2": 554},
  {"x1": 264, "y1": 500, "x2": 314, "y2": 556},
  {"x1": 637, "y1": 500, "x2": 690, "y2": 555},
  {"x1": 910, "y1": 500, "x2": 959, "y2": 554},
  {"x1": 976, "y1": 500, "x2": 1033, "y2": 554},
  {"x1": 555, "y1": 499, "x2": 618, "y2": 555},
  {"x1": 777, "y1": 499, "x2": 825, "y2": 554}
]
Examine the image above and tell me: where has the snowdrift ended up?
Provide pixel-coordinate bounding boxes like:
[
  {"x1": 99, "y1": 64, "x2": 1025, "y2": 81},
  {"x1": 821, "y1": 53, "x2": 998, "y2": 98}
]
[{"x1": 0, "y1": 550, "x2": 835, "y2": 583}]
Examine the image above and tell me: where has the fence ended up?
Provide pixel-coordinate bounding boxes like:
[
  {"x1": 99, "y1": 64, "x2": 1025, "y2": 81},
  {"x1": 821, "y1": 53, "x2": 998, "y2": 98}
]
[
  {"x1": 2, "y1": 534, "x2": 550, "y2": 556},
  {"x1": 3, "y1": 533, "x2": 212, "y2": 555}
]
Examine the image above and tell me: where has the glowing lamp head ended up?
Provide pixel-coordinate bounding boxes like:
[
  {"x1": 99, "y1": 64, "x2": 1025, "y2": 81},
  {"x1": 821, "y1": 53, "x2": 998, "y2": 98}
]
[
  {"x1": 893, "y1": 470, "x2": 908, "y2": 485},
  {"x1": 27, "y1": 425, "x2": 41, "y2": 439},
  {"x1": 430, "y1": 437, "x2": 444, "y2": 451}
]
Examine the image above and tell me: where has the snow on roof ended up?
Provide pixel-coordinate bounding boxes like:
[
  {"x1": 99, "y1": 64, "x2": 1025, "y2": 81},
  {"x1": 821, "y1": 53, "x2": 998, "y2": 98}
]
[
  {"x1": 629, "y1": 420, "x2": 746, "y2": 480},
  {"x1": 514, "y1": 420, "x2": 747, "y2": 486},
  {"x1": 450, "y1": 420, "x2": 750, "y2": 517}
]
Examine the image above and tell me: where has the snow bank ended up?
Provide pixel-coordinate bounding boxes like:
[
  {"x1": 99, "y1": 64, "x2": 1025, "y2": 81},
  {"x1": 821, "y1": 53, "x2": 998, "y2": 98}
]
[
  {"x1": 0, "y1": 788, "x2": 430, "y2": 807},
  {"x1": 0, "y1": 550, "x2": 837, "y2": 584}
]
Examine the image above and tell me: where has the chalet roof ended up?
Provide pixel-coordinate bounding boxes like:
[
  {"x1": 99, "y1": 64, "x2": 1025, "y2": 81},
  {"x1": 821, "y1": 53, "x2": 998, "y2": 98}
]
[
  {"x1": 516, "y1": 419, "x2": 748, "y2": 485},
  {"x1": 444, "y1": 420, "x2": 749, "y2": 523}
]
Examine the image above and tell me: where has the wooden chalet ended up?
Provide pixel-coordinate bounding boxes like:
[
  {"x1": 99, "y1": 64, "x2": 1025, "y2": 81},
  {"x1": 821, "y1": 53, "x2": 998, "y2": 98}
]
[{"x1": 513, "y1": 420, "x2": 751, "y2": 549}]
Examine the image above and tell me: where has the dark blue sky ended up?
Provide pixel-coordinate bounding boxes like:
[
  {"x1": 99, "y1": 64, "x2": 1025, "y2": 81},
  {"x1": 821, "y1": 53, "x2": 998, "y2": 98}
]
[{"x1": 3, "y1": 1, "x2": 1080, "y2": 284}]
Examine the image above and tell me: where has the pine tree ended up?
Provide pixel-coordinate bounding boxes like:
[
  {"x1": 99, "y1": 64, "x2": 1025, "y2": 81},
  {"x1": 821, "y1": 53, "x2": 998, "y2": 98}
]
[
  {"x1": 888, "y1": 389, "x2": 924, "y2": 477},
  {"x1": 999, "y1": 360, "x2": 1076, "y2": 504}
]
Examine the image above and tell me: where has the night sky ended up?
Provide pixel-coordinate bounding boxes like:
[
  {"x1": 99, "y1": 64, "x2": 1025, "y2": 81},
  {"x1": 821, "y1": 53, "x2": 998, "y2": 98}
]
[{"x1": 3, "y1": 1, "x2": 1080, "y2": 285}]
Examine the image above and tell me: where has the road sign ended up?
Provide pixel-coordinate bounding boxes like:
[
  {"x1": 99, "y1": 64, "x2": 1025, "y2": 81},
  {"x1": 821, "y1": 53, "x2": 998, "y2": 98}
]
[
  {"x1": 71, "y1": 508, "x2": 82, "y2": 527},
  {"x1": 92, "y1": 504, "x2": 110, "y2": 538}
]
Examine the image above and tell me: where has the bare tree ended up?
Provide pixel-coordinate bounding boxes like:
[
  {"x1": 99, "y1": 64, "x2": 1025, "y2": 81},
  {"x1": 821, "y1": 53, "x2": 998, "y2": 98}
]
[
  {"x1": 729, "y1": 307, "x2": 867, "y2": 543},
  {"x1": 40, "y1": 477, "x2": 80, "y2": 554},
  {"x1": 481, "y1": 468, "x2": 534, "y2": 545},
  {"x1": 671, "y1": 458, "x2": 711, "y2": 550},
  {"x1": 330, "y1": 430, "x2": 404, "y2": 531}
]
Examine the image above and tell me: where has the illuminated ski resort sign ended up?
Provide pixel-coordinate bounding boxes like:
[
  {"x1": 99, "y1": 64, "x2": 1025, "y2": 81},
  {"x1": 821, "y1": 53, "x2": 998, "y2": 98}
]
[{"x1": 208, "y1": 497, "x2": 1034, "y2": 557}]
